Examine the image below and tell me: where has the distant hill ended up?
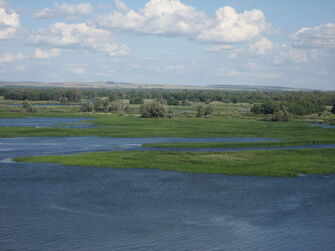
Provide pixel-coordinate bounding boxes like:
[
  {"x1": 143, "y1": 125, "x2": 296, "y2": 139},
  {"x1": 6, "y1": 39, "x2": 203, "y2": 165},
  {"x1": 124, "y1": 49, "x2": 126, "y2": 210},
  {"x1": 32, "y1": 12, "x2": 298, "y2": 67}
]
[{"x1": 0, "y1": 81, "x2": 308, "y2": 92}]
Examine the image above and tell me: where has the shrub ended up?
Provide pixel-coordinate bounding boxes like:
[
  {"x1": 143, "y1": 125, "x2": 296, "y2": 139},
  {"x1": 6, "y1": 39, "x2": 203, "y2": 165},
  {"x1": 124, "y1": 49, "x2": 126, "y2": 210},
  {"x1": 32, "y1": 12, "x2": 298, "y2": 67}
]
[
  {"x1": 140, "y1": 100, "x2": 174, "y2": 118},
  {"x1": 80, "y1": 102, "x2": 94, "y2": 112},
  {"x1": 94, "y1": 98, "x2": 110, "y2": 112},
  {"x1": 271, "y1": 107, "x2": 292, "y2": 122},
  {"x1": 196, "y1": 104, "x2": 213, "y2": 118},
  {"x1": 22, "y1": 100, "x2": 37, "y2": 113}
]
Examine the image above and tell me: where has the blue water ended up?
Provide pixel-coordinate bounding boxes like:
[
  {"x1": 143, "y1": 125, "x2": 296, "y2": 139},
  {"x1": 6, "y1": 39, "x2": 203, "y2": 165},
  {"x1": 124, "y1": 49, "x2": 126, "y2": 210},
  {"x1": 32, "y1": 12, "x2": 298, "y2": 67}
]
[
  {"x1": 0, "y1": 117, "x2": 97, "y2": 128},
  {"x1": 0, "y1": 136, "x2": 335, "y2": 250},
  {"x1": 310, "y1": 123, "x2": 335, "y2": 129}
]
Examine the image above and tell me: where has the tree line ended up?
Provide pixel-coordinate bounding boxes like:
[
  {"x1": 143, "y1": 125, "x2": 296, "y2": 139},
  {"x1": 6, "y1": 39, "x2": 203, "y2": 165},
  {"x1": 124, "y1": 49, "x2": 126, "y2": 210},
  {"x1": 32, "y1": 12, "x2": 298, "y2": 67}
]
[{"x1": 1, "y1": 87, "x2": 334, "y2": 106}]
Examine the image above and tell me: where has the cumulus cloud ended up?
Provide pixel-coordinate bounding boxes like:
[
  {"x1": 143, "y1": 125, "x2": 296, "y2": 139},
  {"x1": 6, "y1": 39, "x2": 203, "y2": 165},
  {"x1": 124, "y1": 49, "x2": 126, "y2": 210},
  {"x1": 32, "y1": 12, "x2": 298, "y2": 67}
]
[
  {"x1": 33, "y1": 48, "x2": 61, "y2": 59},
  {"x1": 0, "y1": 5, "x2": 20, "y2": 39},
  {"x1": 0, "y1": 52, "x2": 24, "y2": 63},
  {"x1": 29, "y1": 22, "x2": 130, "y2": 56},
  {"x1": 197, "y1": 6, "x2": 269, "y2": 43},
  {"x1": 249, "y1": 37, "x2": 273, "y2": 54},
  {"x1": 33, "y1": 2, "x2": 93, "y2": 19},
  {"x1": 293, "y1": 23, "x2": 335, "y2": 48},
  {"x1": 97, "y1": 0, "x2": 207, "y2": 36},
  {"x1": 96, "y1": 0, "x2": 270, "y2": 43}
]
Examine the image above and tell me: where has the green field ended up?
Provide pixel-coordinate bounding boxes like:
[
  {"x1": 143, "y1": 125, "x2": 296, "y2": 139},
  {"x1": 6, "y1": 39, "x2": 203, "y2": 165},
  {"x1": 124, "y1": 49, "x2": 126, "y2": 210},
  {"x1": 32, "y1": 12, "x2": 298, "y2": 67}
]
[{"x1": 2, "y1": 100, "x2": 335, "y2": 176}]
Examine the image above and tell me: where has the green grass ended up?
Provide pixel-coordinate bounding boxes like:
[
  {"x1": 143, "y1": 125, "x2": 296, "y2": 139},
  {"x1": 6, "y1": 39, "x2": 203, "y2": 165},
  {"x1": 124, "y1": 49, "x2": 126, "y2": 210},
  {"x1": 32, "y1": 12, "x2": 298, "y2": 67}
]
[
  {"x1": 0, "y1": 113, "x2": 334, "y2": 144},
  {"x1": 143, "y1": 140, "x2": 335, "y2": 149},
  {"x1": 14, "y1": 149, "x2": 335, "y2": 177}
]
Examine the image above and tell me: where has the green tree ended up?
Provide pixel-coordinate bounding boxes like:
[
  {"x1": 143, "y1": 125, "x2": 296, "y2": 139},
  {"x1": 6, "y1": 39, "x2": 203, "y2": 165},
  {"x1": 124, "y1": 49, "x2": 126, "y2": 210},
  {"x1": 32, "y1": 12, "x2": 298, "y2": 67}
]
[
  {"x1": 22, "y1": 100, "x2": 37, "y2": 113},
  {"x1": 94, "y1": 98, "x2": 110, "y2": 112},
  {"x1": 80, "y1": 102, "x2": 94, "y2": 112},
  {"x1": 140, "y1": 100, "x2": 174, "y2": 118},
  {"x1": 196, "y1": 104, "x2": 213, "y2": 118},
  {"x1": 331, "y1": 104, "x2": 335, "y2": 114}
]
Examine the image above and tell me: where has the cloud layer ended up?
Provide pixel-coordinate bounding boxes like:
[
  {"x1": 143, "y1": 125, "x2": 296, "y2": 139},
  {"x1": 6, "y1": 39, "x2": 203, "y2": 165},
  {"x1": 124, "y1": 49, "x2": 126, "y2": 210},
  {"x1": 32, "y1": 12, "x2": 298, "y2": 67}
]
[
  {"x1": 293, "y1": 23, "x2": 335, "y2": 48},
  {"x1": 29, "y1": 22, "x2": 130, "y2": 56},
  {"x1": 33, "y1": 2, "x2": 93, "y2": 19},
  {"x1": 0, "y1": 6, "x2": 20, "y2": 39},
  {"x1": 96, "y1": 0, "x2": 269, "y2": 43}
]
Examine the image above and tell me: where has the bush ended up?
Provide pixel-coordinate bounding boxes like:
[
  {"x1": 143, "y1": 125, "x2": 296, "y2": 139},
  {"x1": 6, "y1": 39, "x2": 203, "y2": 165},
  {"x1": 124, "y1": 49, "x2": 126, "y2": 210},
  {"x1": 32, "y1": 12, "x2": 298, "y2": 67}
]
[
  {"x1": 196, "y1": 104, "x2": 213, "y2": 117},
  {"x1": 140, "y1": 100, "x2": 174, "y2": 118},
  {"x1": 271, "y1": 107, "x2": 292, "y2": 122},
  {"x1": 129, "y1": 96, "x2": 144, "y2": 104},
  {"x1": 81, "y1": 102, "x2": 94, "y2": 112},
  {"x1": 332, "y1": 104, "x2": 335, "y2": 114},
  {"x1": 94, "y1": 98, "x2": 110, "y2": 112},
  {"x1": 22, "y1": 100, "x2": 37, "y2": 113}
]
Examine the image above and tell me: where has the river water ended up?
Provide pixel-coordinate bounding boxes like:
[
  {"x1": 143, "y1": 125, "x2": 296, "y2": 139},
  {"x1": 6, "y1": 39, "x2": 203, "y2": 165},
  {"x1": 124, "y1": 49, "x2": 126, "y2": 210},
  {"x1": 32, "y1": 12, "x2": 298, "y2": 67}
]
[{"x1": 0, "y1": 117, "x2": 335, "y2": 250}]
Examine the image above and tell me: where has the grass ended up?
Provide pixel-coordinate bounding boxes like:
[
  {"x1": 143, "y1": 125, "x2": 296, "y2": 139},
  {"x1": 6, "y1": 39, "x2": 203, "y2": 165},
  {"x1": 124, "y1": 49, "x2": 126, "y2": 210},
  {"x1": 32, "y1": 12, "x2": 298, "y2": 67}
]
[
  {"x1": 143, "y1": 140, "x2": 335, "y2": 149},
  {"x1": 14, "y1": 148, "x2": 335, "y2": 177}
]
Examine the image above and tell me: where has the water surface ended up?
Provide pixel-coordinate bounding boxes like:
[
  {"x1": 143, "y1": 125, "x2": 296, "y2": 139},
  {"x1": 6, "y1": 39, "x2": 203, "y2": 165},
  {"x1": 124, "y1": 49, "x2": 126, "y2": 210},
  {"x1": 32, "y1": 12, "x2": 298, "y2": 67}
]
[
  {"x1": 0, "y1": 117, "x2": 96, "y2": 128},
  {"x1": 0, "y1": 136, "x2": 335, "y2": 250}
]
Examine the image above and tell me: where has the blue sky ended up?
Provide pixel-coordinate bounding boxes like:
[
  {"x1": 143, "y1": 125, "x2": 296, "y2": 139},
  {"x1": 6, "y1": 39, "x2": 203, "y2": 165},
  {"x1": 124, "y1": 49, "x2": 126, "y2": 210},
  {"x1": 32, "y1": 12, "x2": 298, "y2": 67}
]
[{"x1": 0, "y1": 0, "x2": 334, "y2": 90}]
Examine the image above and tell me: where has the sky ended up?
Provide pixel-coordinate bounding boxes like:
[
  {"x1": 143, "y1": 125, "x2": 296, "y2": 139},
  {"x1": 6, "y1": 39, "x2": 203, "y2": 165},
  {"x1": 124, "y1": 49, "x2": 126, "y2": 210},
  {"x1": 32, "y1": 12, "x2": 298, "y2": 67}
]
[{"x1": 0, "y1": 0, "x2": 334, "y2": 90}]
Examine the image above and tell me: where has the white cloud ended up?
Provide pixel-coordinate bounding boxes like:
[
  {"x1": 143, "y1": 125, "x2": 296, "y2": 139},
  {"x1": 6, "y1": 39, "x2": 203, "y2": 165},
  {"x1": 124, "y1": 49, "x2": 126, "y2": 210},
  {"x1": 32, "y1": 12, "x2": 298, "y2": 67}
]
[
  {"x1": 29, "y1": 22, "x2": 130, "y2": 56},
  {"x1": 96, "y1": 0, "x2": 270, "y2": 43},
  {"x1": 155, "y1": 64, "x2": 186, "y2": 72},
  {"x1": 33, "y1": 48, "x2": 61, "y2": 59},
  {"x1": 293, "y1": 23, "x2": 335, "y2": 48},
  {"x1": 97, "y1": 0, "x2": 207, "y2": 36},
  {"x1": 69, "y1": 66, "x2": 86, "y2": 74},
  {"x1": 0, "y1": 6, "x2": 20, "y2": 39},
  {"x1": 205, "y1": 44, "x2": 233, "y2": 52},
  {"x1": 274, "y1": 43, "x2": 324, "y2": 64},
  {"x1": 0, "y1": 52, "x2": 24, "y2": 63},
  {"x1": 216, "y1": 68, "x2": 242, "y2": 77},
  {"x1": 165, "y1": 65, "x2": 185, "y2": 71},
  {"x1": 197, "y1": 6, "x2": 269, "y2": 43},
  {"x1": 33, "y1": 2, "x2": 93, "y2": 19},
  {"x1": 249, "y1": 37, "x2": 273, "y2": 54}
]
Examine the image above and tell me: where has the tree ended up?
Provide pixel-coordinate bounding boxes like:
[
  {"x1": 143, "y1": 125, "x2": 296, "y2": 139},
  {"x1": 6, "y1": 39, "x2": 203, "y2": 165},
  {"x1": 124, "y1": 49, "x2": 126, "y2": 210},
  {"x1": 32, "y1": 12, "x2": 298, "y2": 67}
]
[
  {"x1": 332, "y1": 104, "x2": 335, "y2": 114},
  {"x1": 271, "y1": 107, "x2": 292, "y2": 122},
  {"x1": 81, "y1": 102, "x2": 94, "y2": 112},
  {"x1": 140, "y1": 100, "x2": 174, "y2": 118},
  {"x1": 94, "y1": 98, "x2": 110, "y2": 112},
  {"x1": 129, "y1": 96, "x2": 144, "y2": 104},
  {"x1": 22, "y1": 100, "x2": 37, "y2": 113},
  {"x1": 196, "y1": 104, "x2": 213, "y2": 118}
]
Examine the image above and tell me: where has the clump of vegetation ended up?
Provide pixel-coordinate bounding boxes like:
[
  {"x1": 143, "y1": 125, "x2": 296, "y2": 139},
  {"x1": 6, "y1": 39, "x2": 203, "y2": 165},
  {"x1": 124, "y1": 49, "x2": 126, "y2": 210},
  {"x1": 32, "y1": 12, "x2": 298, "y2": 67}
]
[
  {"x1": 251, "y1": 100, "x2": 324, "y2": 116},
  {"x1": 271, "y1": 106, "x2": 292, "y2": 122},
  {"x1": 129, "y1": 96, "x2": 144, "y2": 104},
  {"x1": 140, "y1": 100, "x2": 174, "y2": 118},
  {"x1": 181, "y1": 99, "x2": 191, "y2": 106},
  {"x1": 196, "y1": 104, "x2": 213, "y2": 117},
  {"x1": 81, "y1": 99, "x2": 130, "y2": 114},
  {"x1": 94, "y1": 98, "x2": 110, "y2": 112},
  {"x1": 332, "y1": 104, "x2": 335, "y2": 114},
  {"x1": 22, "y1": 100, "x2": 37, "y2": 113},
  {"x1": 80, "y1": 102, "x2": 94, "y2": 112}
]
